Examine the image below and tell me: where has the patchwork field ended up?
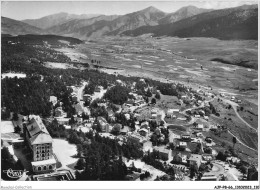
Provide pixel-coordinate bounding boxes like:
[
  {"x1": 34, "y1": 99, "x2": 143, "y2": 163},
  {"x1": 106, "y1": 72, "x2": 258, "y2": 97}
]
[{"x1": 54, "y1": 36, "x2": 257, "y2": 165}]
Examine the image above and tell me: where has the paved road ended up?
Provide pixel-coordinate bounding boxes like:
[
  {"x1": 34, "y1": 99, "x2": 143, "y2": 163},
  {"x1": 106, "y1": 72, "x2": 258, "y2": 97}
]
[
  {"x1": 227, "y1": 130, "x2": 257, "y2": 152},
  {"x1": 220, "y1": 97, "x2": 257, "y2": 133},
  {"x1": 76, "y1": 81, "x2": 90, "y2": 114},
  {"x1": 231, "y1": 104, "x2": 257, "y2": 133}
]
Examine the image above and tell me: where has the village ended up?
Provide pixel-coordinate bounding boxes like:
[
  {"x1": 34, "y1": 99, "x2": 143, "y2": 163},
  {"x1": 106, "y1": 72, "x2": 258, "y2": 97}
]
[{"x1": 2, "y1": 73, "x2": 256, "y2": 181}]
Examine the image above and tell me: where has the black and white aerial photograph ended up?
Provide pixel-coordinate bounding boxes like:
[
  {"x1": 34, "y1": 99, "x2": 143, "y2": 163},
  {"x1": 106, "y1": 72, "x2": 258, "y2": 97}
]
[{"x1": 1, "y1": 0, "x2": 259, "y2": 189}]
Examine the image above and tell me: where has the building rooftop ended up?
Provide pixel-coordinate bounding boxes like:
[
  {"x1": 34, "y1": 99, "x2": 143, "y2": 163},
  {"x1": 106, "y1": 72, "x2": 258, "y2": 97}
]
[{"x1": 26, "y1": 116, "x2": 52, "y2": 145}]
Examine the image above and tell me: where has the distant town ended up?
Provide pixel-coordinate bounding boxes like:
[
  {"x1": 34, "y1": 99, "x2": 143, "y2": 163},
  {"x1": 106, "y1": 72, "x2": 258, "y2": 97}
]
[{"x1": 1, "y1": 2, "x2": 258, "y2": 183}]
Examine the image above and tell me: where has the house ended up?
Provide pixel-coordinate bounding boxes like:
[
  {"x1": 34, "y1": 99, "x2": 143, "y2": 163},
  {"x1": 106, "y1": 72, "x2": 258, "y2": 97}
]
[
  {"x1": 177, "y1": 117, "x2": 187, "y2": 121},
  {"x1": 172, "y1": 152, "x2": 189, "y2": 164},
  {"x1": 205, "y1": 137, "x2": 212, "y2": 144},
  {"x1": 97, "y1": 116, "x2": 110, "y2": 133},
  {"x1": 94, "y1": 86, "x2": 101, "y2": 93},
  {"x1": 194, "y1": 115, "x2": 200, "y2": 118},
  {"x1": 196, "y1": 124, "x2": 204, "y2": 131},
  {"x1": 120, "y1": 126, "x2": 131, "y2": 135},
  {"x1": 181, "y1": 95, "x2": 187, "y2": 99},
  {"x1": 49, "y1": 96, "x2": 57, "y2": 106},
  {"x1": 177, "y1": 141, "x2": 187, "y2": 149},
  {"x1": 153, "y1": 146, "x2": 170, "y2": 160},
  {"x1": 141, "y1": 121, "x2": 149, "y2": 129},
  {"x1": 23, "y1": 116, "x2": 56, "y2": 174},
  {"x1": 55, "y1": 117, "x2": 70, "y2": 125},
  {"x1": 170, "y1": 133, "x2": 181, "y2": 142},
  {"x1": 83, "y1": 94, "x2": 92, "y2": 102},
  {"x1": 181, "y1": 134, "x2": 191, "y2": 141},
  {"x1": 226, "y1": 157, "x2": 240, "y2": 164},
  {"x1": 154, "y1": 127, "x2": 161, "y2": 136},
  {"x1": 139, "y1": 128, "x2": 148, "y2": 137},
  {"x1": 125, "y1": 99, "x2": 135, "y2": 106},
  {"x1": 54, "y1": 107, "x2": 67, "y2": 117},
  {"x1": 204, "y1": 116, "x2": 209, "y2": 121},
  {"x1": 151, "y1": 114, "x2": 157, "y2": 119},
  {"x1": 198, "y1": 110, "x2": 205, "y2": 116},
  {"x1": 210, "y1": 125, "x2": 218, "y2": 131},
  {"x1": 202, "y1": 154, "x2": 214, "y2": 162},
  {"x1": 116, "y1": 79, "x2": 123, "y2": 85},
  {"x1": 188, "y1": 154, "x2": 202, "y2": 169},
  {"x1": 124, "y1": 113, "x2": 130, "y2": 120},
  {"x1": 231, "y1": 96, "x2": 235, "y2": 101},
  {"x1": 128, "y1": 133, "x2": 147, "y2": 144},
  {"x1": 139, "y1": 79, "x2": 145, "y2": 83},
  {"x1": 167, "y1": 109, "x2": 180, "y2": 116},
  {"x1": 71, "y1": 94, "x2": 77, "y2": 102},
  {"x1": 111, "y1": 124, "x2": 122, "y2": 134}
]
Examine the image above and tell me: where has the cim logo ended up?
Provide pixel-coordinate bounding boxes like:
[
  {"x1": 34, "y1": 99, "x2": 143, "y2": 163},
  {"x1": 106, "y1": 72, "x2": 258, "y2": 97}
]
[{"x1": 3, "y1": 169, "x2": 24, "y2": 179}]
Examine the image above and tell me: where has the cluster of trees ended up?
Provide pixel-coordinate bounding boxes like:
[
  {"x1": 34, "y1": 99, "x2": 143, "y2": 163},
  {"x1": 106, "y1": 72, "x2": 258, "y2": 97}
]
[
  {"x1": 103, "y1": 85, "x2": 130, "y2": 105},
  {"x1": 209, "y1": 102, "x2": 220, "y2": 116},
  {"x1": 1, "y1": 75, "x2": 76, "y2": 118},
  {"x1": 45, "y1": 119, "x2": 68, "y2": 138},
  {"x1": 74, "y1": 132, "x2": 143, "y2": 180},
  {"x1": 1, "y1": 146, "x2": 24, "y2": 180},
  {"x1": 150, "y1": 128, "x2": 169, "y2": 146},
  {"x1": 142, "y1": 151, "x2": 176, "y2": 178}
]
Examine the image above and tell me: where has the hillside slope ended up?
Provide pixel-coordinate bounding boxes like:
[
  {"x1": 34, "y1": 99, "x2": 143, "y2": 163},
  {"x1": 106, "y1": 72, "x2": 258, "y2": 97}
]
[
  {"x1": 123, "y1": 5, "x2": 258, "y2": 40},
  {"x1": 1, "y1": 17, "x2": 43, "y2": 35}
]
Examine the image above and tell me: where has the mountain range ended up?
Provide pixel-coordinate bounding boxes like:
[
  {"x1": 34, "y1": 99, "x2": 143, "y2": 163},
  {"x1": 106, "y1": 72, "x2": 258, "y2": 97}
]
[{"x1": 1, "y1": 4, "x2": 258, "y2": 40}]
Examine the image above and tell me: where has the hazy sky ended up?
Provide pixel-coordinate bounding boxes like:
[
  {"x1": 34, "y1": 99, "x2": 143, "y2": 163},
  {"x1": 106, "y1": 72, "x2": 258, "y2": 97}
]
[{"x1": 1, "y1": 0, "x2": 258, "y2": 20}]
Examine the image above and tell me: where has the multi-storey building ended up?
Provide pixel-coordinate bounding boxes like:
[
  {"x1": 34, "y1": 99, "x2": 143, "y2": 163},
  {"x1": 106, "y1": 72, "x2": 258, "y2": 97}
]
[{"x1": 24, "y1": 116, "x2": 56, "y2": 174}]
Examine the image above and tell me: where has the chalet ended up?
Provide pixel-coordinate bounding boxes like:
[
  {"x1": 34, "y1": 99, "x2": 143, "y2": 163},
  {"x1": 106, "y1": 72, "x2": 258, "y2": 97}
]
[
  {"x1": 55, "y1": 107, "x2": 67, "y2": 117},
  {"x1": 196, "y1": 124, "x2": 204, "y2": 131},
  {"x1": 151, "y1": 109, "x2": 157, "y2": 114},
  {"x1": 83, "y1": 94, "x2": 92, "y2": 102},
  {"x1": 202, "y1": 154, "x2": 214, "y2": 162},
  {"x1": 167, "y1": 109, "x2": 180, "y2": 116},
  {"x1": 49, "y1": 96, "x2": 57, "y2": 106},
  {"x1": 210, "y1": 125, "x2": 218, "y2": 131},
  {"x1": 71, "y1": 94, "x2": 77, "y2": 102},
  {"x1": 120, "y1": 126, "x2": 131, "y2": 135},
  {"x1": 124, "y1": 113, "x2": 130, "y2": 120},
  {"x1": 94, "y1": 86, "x2": 101, "y2": 93},
  {"x1": 139, "y1": 79, "x2": 145, "y2": 83},
  {"x1": 226, "y1": 156, "x2": 240, "y2": 164},
  {"x1": 116, "y1": 79, "x2": 123, "y2": 85},
  {"x1": 139, "y1": 128, "x2": 148, "y2": 137},
  {"x1": 177, "y1": 117, "x2": 187, "y2": 121},
  {"x1": 172, "y1": 152, "x2": 189, "y2": 164},
  {"x1": 125, "y1": 99, "x2": 135, "y2": 106},
  {"x1": 205, "y1": 137, "x2": 213, "y2": 144},
  {"x1": 154, "y1": 127, "x2": 161, "y2": 136},
  {"x1": 141, "y1": 121, "x2": 149, "y2": 129},
  {"x1": 188, "y1": 154, "x2": 202, "y2": 168},
  {"x1": 151, "y1": 114, "x2": 157, "y2": 119},
  {"x1": 153, "y1": 146, "x2": 170, "y2": 160},
  {"x1": 24, "y1": 116, "x2": 56, "y2": 174},
  {"x1": 198, "y1": 110, "x2": 205, "y2": 116},
  {"x1": 181, "y1": 134, "x2": 191, "y2": 141},
  {"x1": 111, "y1": 123, "x2": 122, "y2": 134},
  {"x1": 181, "y1": 95, "x2": 187, "y2": 99},
  {"x1": 177, "y1": 141, "x2": 187, "y2": 149},
  {"x1": 237, "y1": 99, "x2": 242, "y2": 103},
  {"x1": 55, "y1": 117, "x2": 70, "y2": 125},
  {"x1": 128, "y1": 133, "x2": 147, "y2": 144},
  {"x1": 97, "y1": 116, "x2": 110, "y2": 133}
]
